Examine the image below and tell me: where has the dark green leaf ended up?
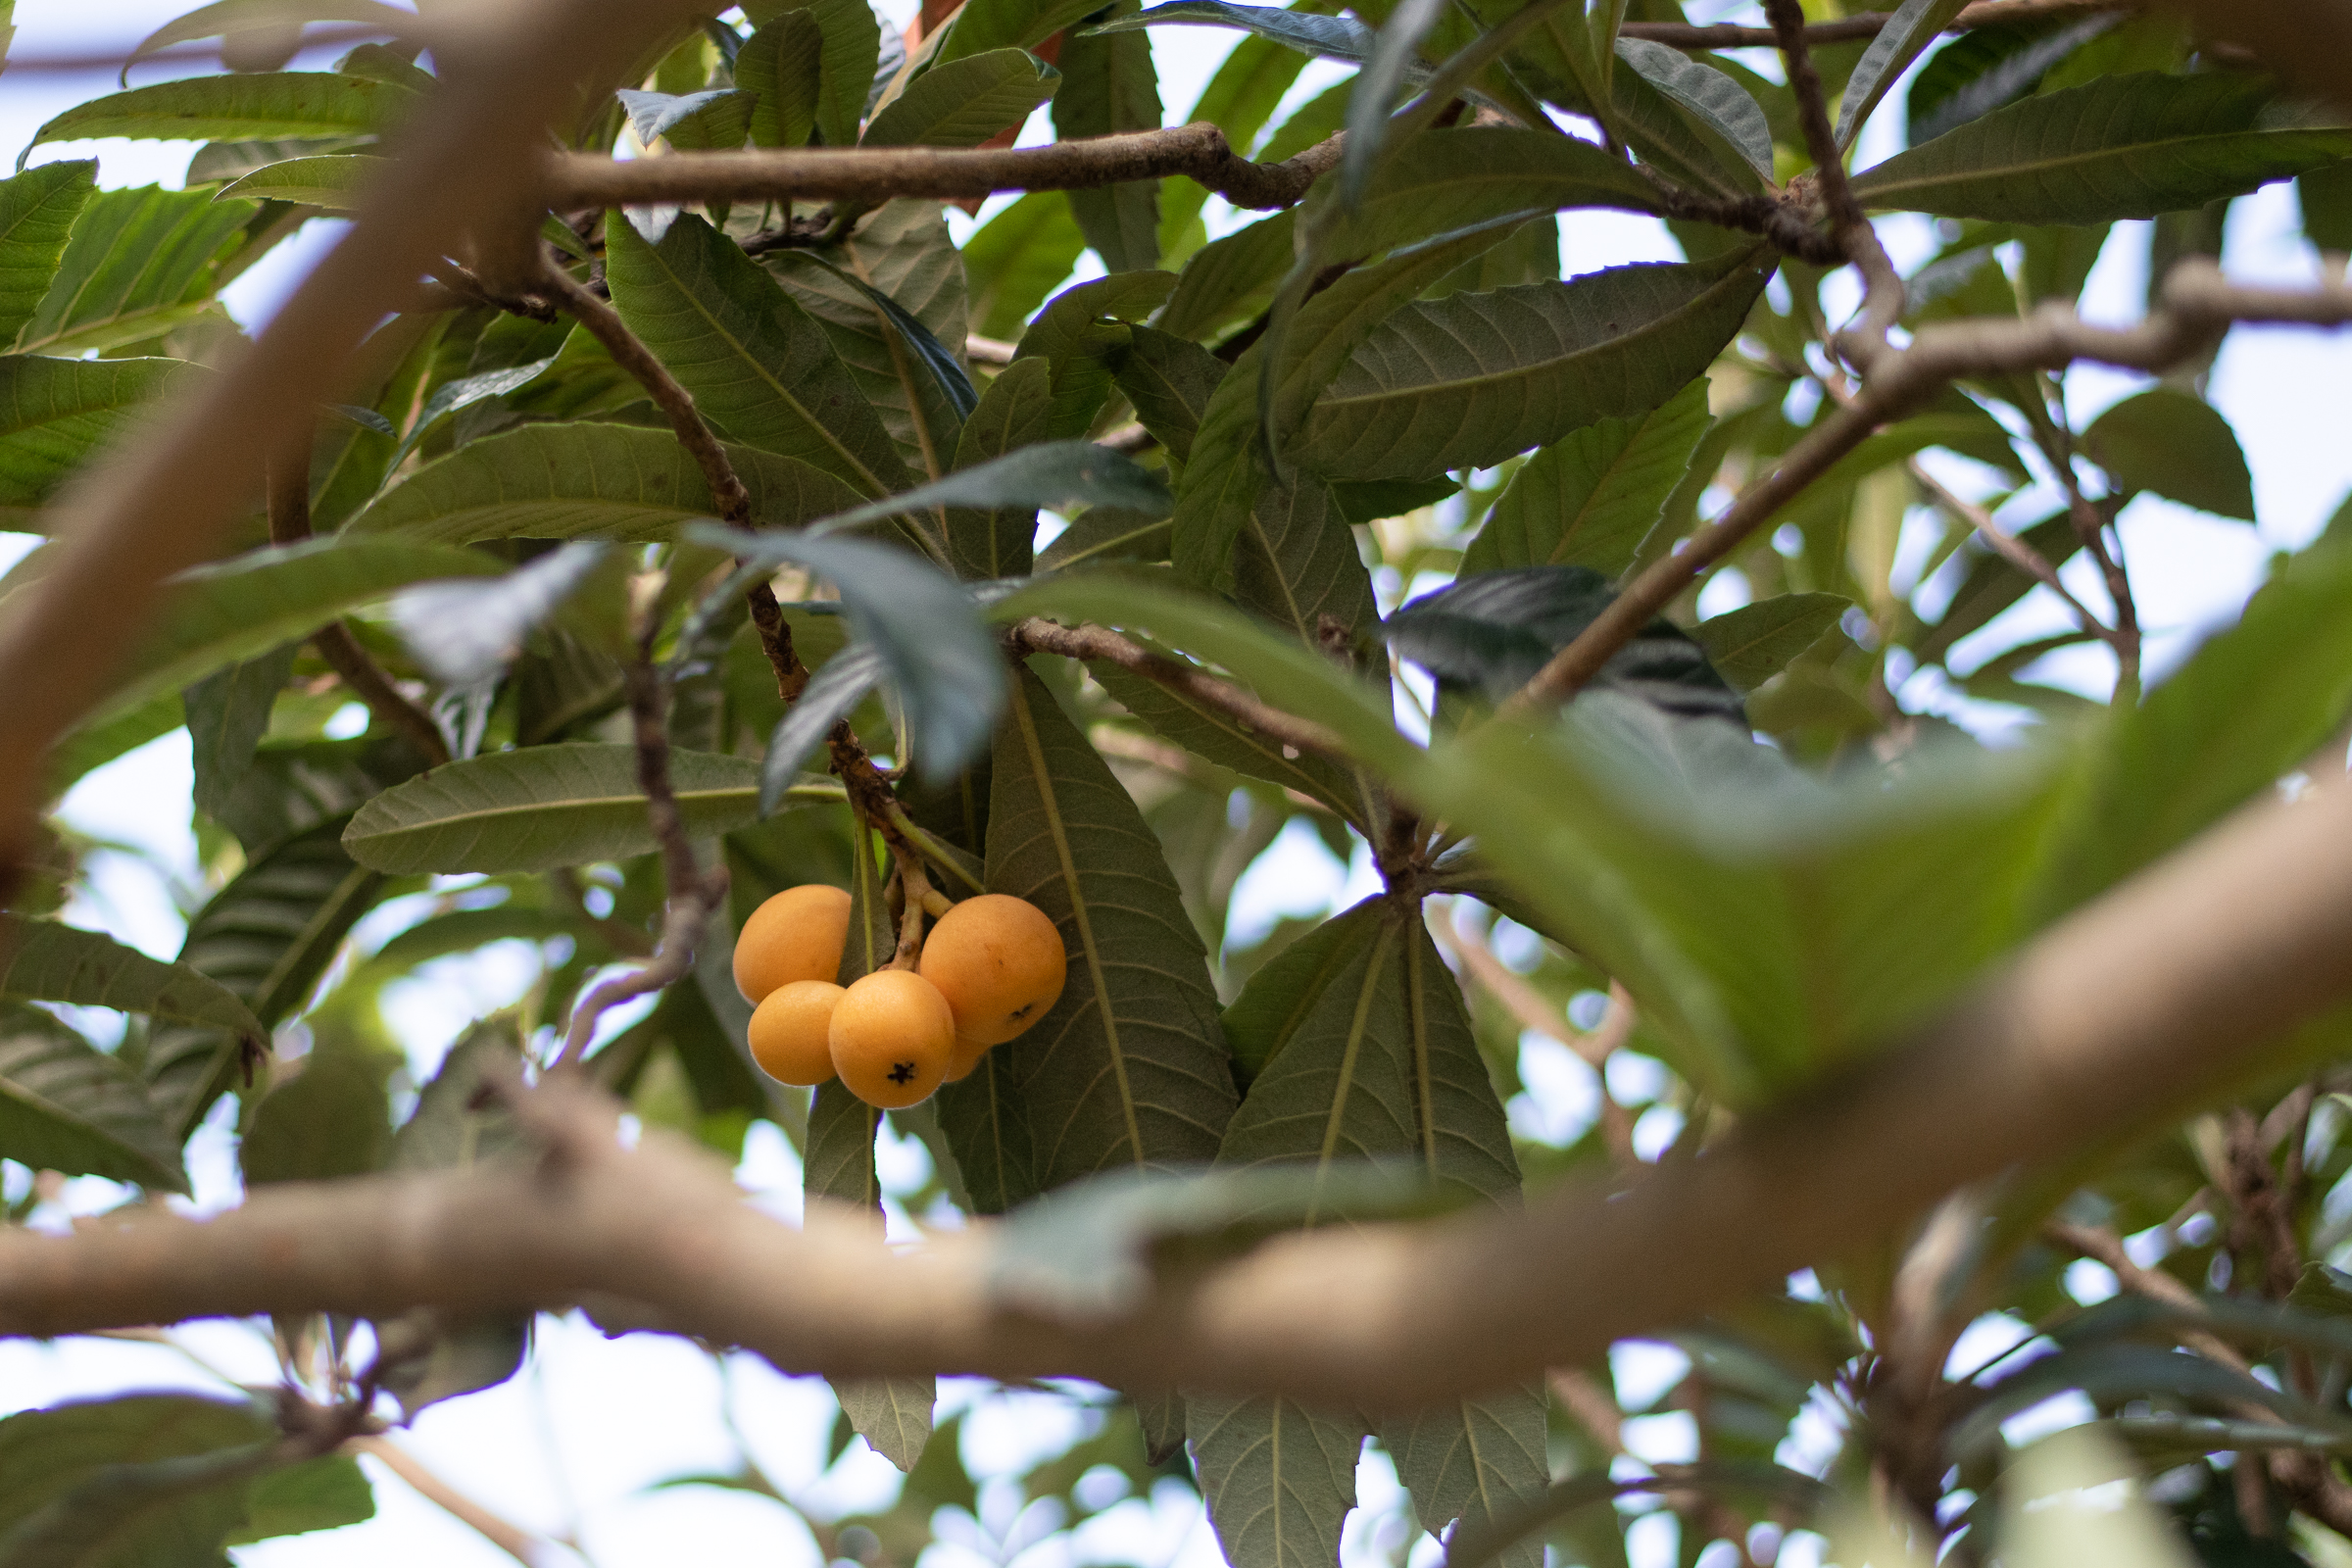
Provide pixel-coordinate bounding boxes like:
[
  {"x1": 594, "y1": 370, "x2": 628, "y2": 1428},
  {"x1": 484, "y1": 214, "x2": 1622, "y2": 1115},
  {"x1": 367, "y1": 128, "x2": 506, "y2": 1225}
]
[
  {"x1": 1157, "y1": 210, "x2": 1295, "y2": 342},
  {"x1": 1834, "y1": 0, "x2": 1968, "y2": 151},
  {"x1": 1186, "y1": 1394, "x2": 1362, "y2": 1568},
  {"x1": 1690, "y1": 593, "x2": 1850, "y2": 693},
  {"x1": 2082, "y1": 387, "x2": 2255, "y2": 520},
  {"x1": 0, "y1": 1008, "x2": 186, "y2": 1191},
  {"x1": 239, "y1": 1044, "x2": 392, "y2": 1185},
  {"x1": 605, "y1": 212, "x2": 910, "y2": 498},
  {"x1": 1084, "y1": 1, "x2": 1374, "y2": 65},
  {"x1": 761, "y1": 644, "x2": 885, "y2": 814},
  {"x1": 343, "y1": 744, "x2": 836, "y2": 874},
  {"x1": 1460, "y1": 377, "x2": 1712, "y2": 578},
  {"x1": 963, "y1": 193, "x2": 1089, "y2": 340},
  {"x1": 1112, "y1": 324, "x2": 1227, "y2": 464},
  {"x1": 862, "y1": 49, "x2": 1061, "y2": 149},
  {"x1": 1089, "y1": 650, "x2": 1362, "y2": 821},
  {"x1": 1231, "y1": 471, "x2": 1381, "y2": 652},
  {"x1": 1906, "y1": 15, "x2": 2117, "y2": 147},
  {"x1": 0, "y1": 161, "x2": 95, "y2": 346},
  {"x1": 185, "y1": 644, "x2": 295, "y2": 828},
  {"x1": 751, "y1": 0, "x2": 881, "y2": 148},
  {"x1": 810, "y1": 439, "x2": 1171, "y2": 535},
  {"x1": 1292, "y1": 250, "x2": 1772, "y2": 480},
  {"x1": 931, "y1": 0, "x2": 1109, "y2": 67},
  {"x1": 1312, "y1": 126, "x2": 1664, "y2": 264},
  {"x1": 0, "y1": 915, "x2": 264, "y2": 1041},
  {"x1": 1615, "y1": 39, "x2": 1770, "y2": 182},
  {"x1": 26, "y1": 73, "x2": 410, "y2": 157},
  {"x1": 0, "y1": 356, "x2": 201, "y2": 528},
  {"x1": 739, "y1": 12, "x2": 823, "y2": 147},
  {"x1": 1054, "y1": 5, "x2": 1163, "y2": 272},
  {"x1": 228, "y1": 1453, "x2": 376, "y2": 1544},
  {"x1": 1852, "y1": 73, "x2": 2352, "y2": 222},
  {"x1": 346, "y1": 421, "x2": 866, "y2": 545},
  {"x1": 210, "y1": 735, "x2": 424, "y2": 861},
  {"x1": 945, "y1": 357, "x2": 1054, "y2": 581}
]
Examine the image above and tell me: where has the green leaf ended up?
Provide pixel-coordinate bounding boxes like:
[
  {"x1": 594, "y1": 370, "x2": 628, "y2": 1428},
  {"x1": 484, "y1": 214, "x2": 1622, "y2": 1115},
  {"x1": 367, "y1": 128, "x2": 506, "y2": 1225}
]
[
  {"x1": 92, "y1": 538, "x2": 501, "y2": 726},
  {"x1": 1231, "y1": 471, "x2": 1381, "y2": 651},
  {"x1": 1852, "y1": 73, "x2": 2352, "y2": 222},
  {"x1": 1088, "y1": 650, "x2": 1363, "y2": 820},
  {"x1": 0, "y1": 161, "x2": 95, "y2": 345},
  {"x1": 1691, "y1": 593, "x2": 1851, "y2": 694},
  {"x1": 1054, "y1": 4, "x2": 1162, "y2": 273},
  {"x1": 1158, "y1": 209, "x2": 1296, "y2": 343},
  {"x1": 1461, "y1": 377, "x2": 1712, "y2": 578},
  {"x1": 1313, "y1": 126, "x2": 1663, "y2": 263},
  {"x1": 756, "y1": 0, "x2": 882, "y2": 150},
  {"x1": 615, "y1": 87, "x2": 754, "y2": 150},
  {"x1": 209, "y1": 735, "x2": 424, "y2": 861},
  {"x1": 229, "y1": 1453, "x2": 376, "y2": 1544},
  {"x1": 389, "y1": 542, "x2": 618, "y2": 687},
  {"x1": 1112, "y1": 323, "x2": 1227, "y2": 463},
  {"x1": 945, "y1": 357, "x2": 1054, "y2": 580},
  {"x1": 0, "y1": 1398, "x2": 272, "y2": 1567},
  {"x1": 143, "y1": 819, "x2": 390, "y2": 1138},
  {"x1": 1907, "y1": 15, "x2": 2116, "y2": 147},
  {"x1": 1162, "y1": 32, "x2": 1308, "y2": 248},
  {"x1": 127, "y1": 2, "x2": 417, "y2": 73},
  {"x1": 0, "y1": 356, "x2": 201, "y2": 527},
  {"x1": 1614, "y1": 39, "x2": 1771, "y2": 183},
  {"x1": 1292, "y1": 250, "x2": 1773, "y2": 480},
  {"x1": 1835, "y1": 0, "x2": 1969, "y2": 151},
  {"x1": 214, "y1": 151, "x2": 381, "y2": 210},
  {"x1": 808, "y1": 439, "x2": 1170, "y2": 536},
  {"x1": 862, "y1": 49, "x2": 1061, "y2": 149},
  {"x1": 391, "y1": 1016, "x2": 529, "y2": 1172},
  {"x1": 964, "y1": 193, "x2": 1089, "y2": 340},
  {"x1": 1186, "y1": 1393, "x2": 1363, "y2": 1568},
  {"x1": 0, "y1": 1009, "x2": 186, "y2": 1191},
  {"x1": 765, "y1": 200, "x2": 975, "y2": 482},
  {"x1": 2037, "y1": 537, "x2": 2352, "y2": 918},
  {"x1": 1014, "y1": 270, "x2": 1177, "y2": 438},
  {"x1": 936, "y1": 667, "x2": 1240, "y2": 1212},
  {"x1": 185, "y1": 645, "x2": 294, "y2": 828},
  {"x1": 738, "y1": 12, "x2": 823, "y2": 148},
  {"x1": 343, "y1": 744, "x2": 838, "y2": 874},
  {"x1": 605, "y1": 211, "x2": 910, "y2": 498},
  {"x1": 239, "y1": 1042, "x2": 391, "y2": 1185},
  {"x1": 346, "y1": 422, "x2": 866, "y2": 545},
  {"x1": 932, "y1": 0, "x2": 1109, "y2": 68},
  {"x1": 1086, "y1": 1, "x2": 1374, "y2": 65},
  {"x1": 761, "y1": 644, "x2": 885, "y2": 814},
  {"x1": 0, "y1": 915, "x2": 265, "y2": 1042},
  {"x1": 2082, "y1": 387, "x2": 2255, "y2": 520},
  {"x1": 26, "y1": 73, "x2": 410, "y2": 157}
]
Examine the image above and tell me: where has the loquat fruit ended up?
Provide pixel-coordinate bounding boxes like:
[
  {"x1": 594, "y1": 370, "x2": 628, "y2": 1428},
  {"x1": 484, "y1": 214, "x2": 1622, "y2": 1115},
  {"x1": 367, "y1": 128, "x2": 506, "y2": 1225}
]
[
  {"x1": 944, "y1": 1032, "x2": 989, "y2": 1083},
  {"x1": 918, "y1": 894, "x2": 1066, "y2": 1047},
  {"x1": 733, "y1": 883, "x2": 852, "y2": 1003},
  {"x1": 747, "y1": 980, "x2": 845, "y2": 1087},
  {"x1": 829, "y1": 969, "x2": 956, "y2": 1108}
]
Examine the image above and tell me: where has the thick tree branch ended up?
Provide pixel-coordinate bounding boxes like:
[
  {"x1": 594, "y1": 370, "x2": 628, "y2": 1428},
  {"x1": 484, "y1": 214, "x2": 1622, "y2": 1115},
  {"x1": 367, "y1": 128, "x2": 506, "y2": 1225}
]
[
  {"x1": 11, "y1": 769, "x2": 2352, "y2": 1407},
  {"x1": 1006, "y1": 616, "x2": 1348, "y2": 762},
  {"x1": 547, "y1": 123, "x2": 1345, "y2": 212},
  {"x1": 1507, "y1": 259, "x2": 2345, "y2": 711},
  {"x1": 266, "y1": 438, "x2": 452, "y2": 767}
]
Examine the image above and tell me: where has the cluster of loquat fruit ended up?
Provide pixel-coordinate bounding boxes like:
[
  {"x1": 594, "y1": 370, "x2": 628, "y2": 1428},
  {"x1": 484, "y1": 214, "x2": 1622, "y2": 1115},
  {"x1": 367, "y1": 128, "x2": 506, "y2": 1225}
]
[{"x1": 733, "y1": 885, "x2": 1067, "y2": 1108}]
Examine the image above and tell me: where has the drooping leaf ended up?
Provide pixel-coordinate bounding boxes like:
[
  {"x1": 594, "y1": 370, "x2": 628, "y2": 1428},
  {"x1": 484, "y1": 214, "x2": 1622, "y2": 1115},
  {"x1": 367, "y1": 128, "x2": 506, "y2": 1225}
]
[
  {"x1": 0, "y1": 160, "x2": 95, "y2": 345},
  {"x1": 604, "y1": 211, "x2": 910, "y2": 498},
  {"x1": 125, "y1": 1, "x2": 417, "y2": 74},
  {"x1": 0, "y1": 356, "x2": 202, "y2": 527},
  {"x1": 2082, "y1": 387, "x2": 2255, "y2": 520},
  {"x1": 345, "y1": 422, "x2": 866, "y2": 545},
  {"x1": 1835, "y1": 0, "x2": 1969, "y2": 151},
  {"x1": 0, "y1": 915, "x2": 265, "y2": 1042},
  {"x1": 862, "y1": 49, "x2": 1061, "y2": 149},
  {"x1": 1852, "y1": 73, "x2": 2352, "y2": 223},
  {"x1": 936, "y1": 666, "x2": 1239, "y2": 1217},
  {"x1": 142, "y1": 818, "x2": 390, "y2": 1138},
  {"x1": 1013, "y1": 270, "x2": 1178, "y2": 439},
  {"x1": 689, "y1": 528, "x2": 1003, "y2": 784},
  {"x1": 738, "y1": 11, "x2": 823, "y2": 148},
  {"x1": 185, "y1": 643, "x2": 296, "y2": 827},
  {"x1": 1614, "y1": 39, "x2": 1771, "y2": 181},
  {"x1": 343, "y1": 744, "x2": 836, "y2": 874},
  {"x1": 1339, "y1": 0, "x2": 1450, "y2": 207},
  {"x1": 945, "y1": 357, "x2": 1054, "y2": 581},
  {"x1": 1906, "y1": 14, "x2": 2118, "y2": 147},
  {"x1": 1291, "y1": 250, "x2": 1773, "y2": 480},
  {"x1": 25, "y1": 72, "x2": 411, "y2": 157},
  {"x1": 761, "y1": 644, "x2": 886, "y2": 815},
  {"x1": 1157, "y1": 209, "x2": 1297, "y2": 343},
  {"x1": 1232, "y1": 470, "x2": 1381, "y2": 652},
  {"x1": 90, "y1": 537, "x2": 501, "y2": 725},
  {"x1": 0, "y1": 1008, "x2": 186, "y2": 1191},
  {"x1": 1112, "y1": 325, "x2": 1227, "y2": 464},
  {"x1": 1054, "y1": 3, "x2": 1163, "y2": 272},
  {"x1": 1460, "y1": 377, "x2": 1713, "y2": 578},
  {"x1": 1087, "y1": 655, "x2": 1364, "y2": 823},
  {"x1": 209, "y1": 734, "x2": 425, "y2": 861},
  {"x1": 751, "y1": 0, "x2": 882, "y2": 149},
  {"x1": 1690, "y1": 593, "x2": 1851, "y2": 693},
  {"x1": 1186, "y1": 1392, "x2": 1364, "y2": 1568}
]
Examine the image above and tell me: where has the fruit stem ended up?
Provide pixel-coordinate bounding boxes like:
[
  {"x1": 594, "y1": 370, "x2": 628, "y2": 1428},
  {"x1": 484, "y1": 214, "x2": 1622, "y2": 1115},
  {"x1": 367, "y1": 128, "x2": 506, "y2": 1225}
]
[
  {"x1": 890, "y1": 855, "x2": 936, "y2": 971},
  {"x1": 920, "y1": 888, "x2": 955, "y2": 919}
]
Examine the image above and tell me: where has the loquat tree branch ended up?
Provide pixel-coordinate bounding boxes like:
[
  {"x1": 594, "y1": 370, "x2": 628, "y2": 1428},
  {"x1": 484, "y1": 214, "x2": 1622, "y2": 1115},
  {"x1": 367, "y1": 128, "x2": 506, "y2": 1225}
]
[
  {"x1": 1507, "y1": 259, "x2": 2351, "y2": 712},
  {"x1": 1006, "y1": 616, "x2": 1349, "y2": 762},
  {"x1": 546, "y1": 122, "x2": 1346, "y2": 211},
  {"x1": 9, "y1": 765, "x2": 2352, "y2": 1409}
]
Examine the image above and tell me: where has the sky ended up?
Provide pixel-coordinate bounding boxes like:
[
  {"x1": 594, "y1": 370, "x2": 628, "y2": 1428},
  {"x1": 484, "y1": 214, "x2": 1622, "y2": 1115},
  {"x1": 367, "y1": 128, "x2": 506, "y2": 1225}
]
[{"x1": 3, "y1": 1, "x2": 2351, "y2": 1565}]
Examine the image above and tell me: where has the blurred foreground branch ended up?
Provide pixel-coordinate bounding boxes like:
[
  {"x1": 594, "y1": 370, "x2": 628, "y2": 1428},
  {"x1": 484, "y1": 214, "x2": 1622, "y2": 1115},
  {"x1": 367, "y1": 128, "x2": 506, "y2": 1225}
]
[{"x1": 6, "y1": 770, "x2": 2352, "y2": 1405}]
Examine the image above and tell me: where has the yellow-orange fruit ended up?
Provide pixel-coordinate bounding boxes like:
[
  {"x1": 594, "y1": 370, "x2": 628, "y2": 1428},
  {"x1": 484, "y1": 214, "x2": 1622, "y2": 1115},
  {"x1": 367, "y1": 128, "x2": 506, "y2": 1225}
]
[
  {"x1": 747, "y1": 980, "x2": 844, "y2": 1087},
  {"x1": 944, "y1": 1032, "x2": 989, "y2": 1083},
  {"x1": 733, "y1": 884, "x2": 852, "y2": 1004},
  {"x1": 918, "y1": 894, "x2": 1066, "y2": 1047},
  {"x1": 829, "y1": 970, "x2": 955, "y2": 1108}
]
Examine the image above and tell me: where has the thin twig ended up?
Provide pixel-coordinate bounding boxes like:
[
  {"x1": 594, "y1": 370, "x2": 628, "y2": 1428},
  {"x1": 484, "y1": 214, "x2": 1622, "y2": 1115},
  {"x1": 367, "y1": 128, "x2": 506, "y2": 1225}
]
[
  {"x1": 1007, "y1": 617, "x2": 1348, "y2": 763},
  {"x1": 349, "y1": 1435, "x2": 550, "y2": 1566},
  {"x1": 547, "y1": 123, "x2": 1347, "y2": 212},
  {"x1": 1619, "y1": 0, "x2": 2128, "y2": 49},
  {"x1": 266, "y1": 435, "x2": 451, "y2": 766},
  {"x1": 1906, "y1": 458, "x2": 2115, "y2": 646},
  {"x1": 1508, "y1": 259, "x2": 2337, "y2": 711}
]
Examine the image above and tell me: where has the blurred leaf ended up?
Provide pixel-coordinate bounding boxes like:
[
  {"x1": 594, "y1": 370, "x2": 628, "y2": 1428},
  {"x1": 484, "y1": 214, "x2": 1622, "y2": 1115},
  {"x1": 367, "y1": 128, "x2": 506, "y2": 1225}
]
[
  {"x1": 391, "y1": 1015, "x2": 528, "y2": 1172},
  {"x1": 185, "y1": 644, "x2": 295, "y2": 827},
  {"x1": 606, "y1": 212, "x2": 910, "y2": 498},
  {"x1": 945, "y1": 357, "x2": 1054, "y2": 580},
  {"x1": 1691, "y1": 593, "x2": 1851, "y2": 694},
  {"x1": 25, "y1": 72, "x2": 411, "y2": 157},
  {"x1": 1293, "y1": 251, "x2": 1772, "y2": 480},
  {"x1": 0, "y1": 1008, "x2": 186, "y2": 1191},
  {"x1": 1087, "y1": 652, "x2": 1363, "y2": 821},
  {"x1": 615, "y1": 87, "x2": 753, "y2": 150},
  {"x1": 239, "y1": 1043, "x2": 392, "y2": 1185},
  {"x1": 688, "y1": 528, "x2": 1002, "y2": 784},
  {"x1": 348, "y1": 422, "x2": 865, "y2": 545},
  {"x1": 936, "y1": 667, "x2": 1240, "y2": 1212},
  {"x1": 127, "y1": 2, "x2": 417, "y2": 73},
  {"x1": 2083, "y1": 387, "x2": 2255, "y2": 520},
  {"x1": 0, "y1": 356, "x2": 203, "y2": 528},
  {"x1": 2300, "y1": 158, "x2": 2352, "y2": 253},
  {"x1": 228, "y1": 1452, "x2": 376, "y2": 1545},
  {"x1": 213, "y1": 151, "x2": 380, "y2": 208},
  {"x1": 389, "y1": 541, "x2": 614, "y2": 687},
  {"x1": 813, "y1": 439, "x2": 1170, "y2": 535},
  {"x1": 144, "y1": 818, "x2": 389, "y2": 1138},
  {"x1": 344, "y1": 744, "x2": 838, "y2": 874},
  {"x1": 1835, "y1": 0, "x2": 1968, "y2": 151},
  {"x1": 762, "y1": 643, "x2": 886, "y2": 814},
  {"x1": 1852, "y1": 74, "x2": 2352, "y2": 222},
  {"x1": 1084, "y1": 1, "x2": 1374, "y2": 65},
  {"x1": 1461, "y1": 378, "x2": 1712, "y2": 578},
  {"x1": 1906, "y1": 15, "x2": 2117, "y2": 146},
  {"x1": 862, "y1": 49, "x2": 1061, "y2": 149},
  {"x1": 210, "y1": 734, "x2": 424, "y2": 861},
  {"x1": 0, "y1": 160, "x2": 96, "y2": 345},
  {"x1": 0, "y1": 915, "x2": 263, "y2": 1042}
]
